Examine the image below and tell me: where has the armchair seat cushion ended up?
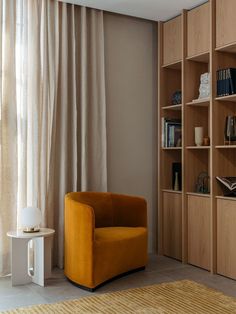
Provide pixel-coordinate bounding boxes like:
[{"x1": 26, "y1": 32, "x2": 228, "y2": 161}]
[{"x1": 95, "y1": 226, "x2": 146, "y2": 242}]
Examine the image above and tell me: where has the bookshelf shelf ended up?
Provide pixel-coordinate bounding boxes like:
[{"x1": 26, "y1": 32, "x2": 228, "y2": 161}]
[
  {"x1": 186, "y1": 51, "x2": 209, "y2": 63},
  {"x1": 215, "y1": 94, "x2": 236, "y2": 102},
  {"x1": 162, "y1": 147, "x2": 182, "y2": 150},
  {"x1": 215, "y1": 42, "x2": 236, "y2": 54},
  {"x1": 162, "y1": 189, "x2": 182, "y2": 194},
  {"x1": 162, "y1": 60, "x2": 182, "y2": 70},
  {"x1": 162, "y1": 104, "x2": 182, "y2": 110},
  {"x1": 215, "y1": 145, "x2": 236, "y2": 149},
  {"x1": 186, "y1": 192, "x2": 210, "y2": 198},
  {"x1": 186, "y1": 146, "x2": 210, "y2": 149},
  {"x1": 216, "y1": 195, "x2": 236, "y2": 201},
  {"x1": 186, "y1": 99, "x2": 210, "y2": 106}
]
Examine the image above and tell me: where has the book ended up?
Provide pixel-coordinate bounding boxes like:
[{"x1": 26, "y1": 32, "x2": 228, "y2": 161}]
[
  {"x1": 229, "y1": 68, "x2": 236, "y2": 94},
  {"x1": 216, "y1": 176, "x2": 236, "y2": 191}
]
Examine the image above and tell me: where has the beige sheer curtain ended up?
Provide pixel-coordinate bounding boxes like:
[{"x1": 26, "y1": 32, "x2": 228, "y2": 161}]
[{"x1": 0, "y1": 0, "x2": 107, "y2": 275}]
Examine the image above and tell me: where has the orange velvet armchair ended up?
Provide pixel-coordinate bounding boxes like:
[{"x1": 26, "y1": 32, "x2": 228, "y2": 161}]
[{"x1": 64, "y1": 192, "x2": 148, "y2": 291}]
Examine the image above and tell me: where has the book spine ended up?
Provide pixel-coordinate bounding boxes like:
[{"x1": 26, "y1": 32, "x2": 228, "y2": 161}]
[
  {"x1": 170, "y1": 126, "x2": 175, "y2": 147},
  {"x1": 229, "y1": 68, "x2": 234, "y2": 95},
  {"x1": 223, "y1": 69, "x2": 227, "y2": 96},
  {"x1": 226, "y1": 69, "x2": 230, "y2": 96},
  {"x1": 218, "y1": 69, "x2": 222, "y2": 96},
  {"x1": 232, "y1": 69, "x2": 236, "y2": 95},
  {"x1": 161, "y1": 117, "x2": 165, "y2": 147},
  {"x1": 165, "y1": 120, "x2": 168, "y2": 147}
]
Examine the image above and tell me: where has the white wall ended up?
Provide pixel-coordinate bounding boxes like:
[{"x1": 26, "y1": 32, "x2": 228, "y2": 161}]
[{"x1": 104, "y1": 13, "x2": 157, "y2": 252}]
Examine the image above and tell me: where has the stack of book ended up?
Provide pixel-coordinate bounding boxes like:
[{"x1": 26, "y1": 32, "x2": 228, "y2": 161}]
[
  {"x1": 161, "y1": 118, "x2": 181, "y2": 147},
  {"x1": 217, "y1": 68, "x2": 236, "y2": 97}
]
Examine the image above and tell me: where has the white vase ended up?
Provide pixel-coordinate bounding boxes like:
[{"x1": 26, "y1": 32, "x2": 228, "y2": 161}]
[{"x1": 195, "y1": 127, "x2": 203, "y2": 146}]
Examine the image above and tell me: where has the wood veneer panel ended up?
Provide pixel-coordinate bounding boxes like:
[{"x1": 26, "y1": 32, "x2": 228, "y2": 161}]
[
  {"x1": 217, "y1": 199, "x2": 236, "y2": 279},
  {"x1": 216, "y1": 0, "x2": 236, "y2": 49},
  {"x1": 163, "y1": 192, "x2": 182, "y2": 260},
  {"x1": 187, "y1": 2, "x2": 210, "y2": 58},
  {"x1": 188, "y1": 195, "x2": 211, "y2": 270},
  {"x1": 163, "y1": 16, "x2": 182, "y2": 66}
]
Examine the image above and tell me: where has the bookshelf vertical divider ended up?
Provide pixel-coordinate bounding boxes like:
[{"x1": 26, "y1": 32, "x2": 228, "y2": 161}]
[
  {"x1": 157, "y1": 21, "x2": 164, "y2": 255},
  {"x1": 181, "y1": 9, "x2": 187, "y2": 263},
  {"x1": 209, "y1": 0, "x2": 217, "y2": 274}
]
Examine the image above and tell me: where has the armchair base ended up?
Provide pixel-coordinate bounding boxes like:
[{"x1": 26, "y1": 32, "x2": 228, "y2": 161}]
[{"x1": 66, "y1": 266, "x2": 146, "y2": 292}]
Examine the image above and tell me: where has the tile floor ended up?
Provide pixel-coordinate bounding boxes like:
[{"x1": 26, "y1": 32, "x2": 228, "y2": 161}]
[{"x1": 1, "y1": 255, "x2": 236, "y2": 311}]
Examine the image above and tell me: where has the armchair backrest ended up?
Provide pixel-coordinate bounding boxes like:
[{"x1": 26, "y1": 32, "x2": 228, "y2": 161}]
[
  {"x1": 112, "y1": 193, "x2": 147, "y2": 227},
  {"x1": 71, "y1": 192, "x2": 114, "y2": 228},
  {"x1": 66, "y1": 192, "x2": 147, "y2": 229}
]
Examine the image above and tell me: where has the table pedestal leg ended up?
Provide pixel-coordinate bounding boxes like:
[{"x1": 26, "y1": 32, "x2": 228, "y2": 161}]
[
  {"x1": 32, "y1": 236, "x2": 52, "y2": 286},
  {"x1": 32, "y1": 237, "x2": 44, "y2": 286},
  {"x1": 44, "y1": 236, "x2": 52, "y2": 279},
  {"x1": 11, "y1": 238, "x2": 31, "y2": 286}
]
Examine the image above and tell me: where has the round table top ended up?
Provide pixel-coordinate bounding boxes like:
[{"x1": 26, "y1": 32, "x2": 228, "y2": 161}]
[{"x1": 7, "y1": 228, "x2": 55, "y2": 239}]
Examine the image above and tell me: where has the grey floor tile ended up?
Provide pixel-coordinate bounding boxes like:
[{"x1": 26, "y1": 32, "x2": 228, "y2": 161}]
[{"x1": 0, "y1": 293, "x2": 46, "y2": 312}]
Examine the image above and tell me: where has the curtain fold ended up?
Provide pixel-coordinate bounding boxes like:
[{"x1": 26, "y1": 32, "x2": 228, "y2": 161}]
[
  {"x1": 0, "y1": 0, "x2": 18, "y2": 276},
  {"x1": 0, "y1": 0, "x2": 107, "y2": 275}
]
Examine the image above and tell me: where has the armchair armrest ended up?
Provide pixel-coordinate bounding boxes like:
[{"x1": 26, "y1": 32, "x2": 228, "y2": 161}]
[
  {"x1": 112, "y1": 193, "x2": 147, "y2": 227},
  {"x1": 64, "y1": 193, "x2": 95, "y2": 286}
]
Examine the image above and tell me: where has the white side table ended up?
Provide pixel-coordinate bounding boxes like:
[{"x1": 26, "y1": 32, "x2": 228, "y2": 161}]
[{"x1": 7, "y1": 228, "x2": 55, "y2": 287}]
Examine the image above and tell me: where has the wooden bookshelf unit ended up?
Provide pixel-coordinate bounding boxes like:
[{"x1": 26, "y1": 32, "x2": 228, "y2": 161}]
[{"x1": 158, "y1": 0, "x2": 236, "y2": 280}]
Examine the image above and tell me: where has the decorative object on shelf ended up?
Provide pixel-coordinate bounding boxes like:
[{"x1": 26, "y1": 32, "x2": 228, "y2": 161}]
[
  {"x1": 195, "y1": 172, "x2": 210, "y2": 194},
  {"x1": 174, "y1": 172, "x2": 179, "y2": 191},
  {"x1": 224, "y1": 116, "x2": 236, "y2": 144},
  {"x1": 171, "y1": 90, "x2": 182, "y2": 105},
  {"x1": 172, "y1": 162, "x2": 182, "y2": 191},
  {"x1": 203, "y1": 136, "x2": 210, "y2": 146},
  {"x1": 198, "y1": 72, "x2": 210, "y2": 99},
  {"x1": 216, "y1": 176, "x2": 236, "y2": 197},
  {"x1": 176, "y1": 137, "x2": 182, "y2": 147},
  {"x1": 20, "y1": 207, "x2": 42, "y2": 233},
  {"x1": 195, "y1": 127, "x2": 204, "y2": 146}
]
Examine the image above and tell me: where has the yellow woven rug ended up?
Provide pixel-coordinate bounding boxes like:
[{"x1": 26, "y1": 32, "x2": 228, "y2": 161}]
[{"x1": 2, "y1": 280, "x2": 236, "y2": 314}]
